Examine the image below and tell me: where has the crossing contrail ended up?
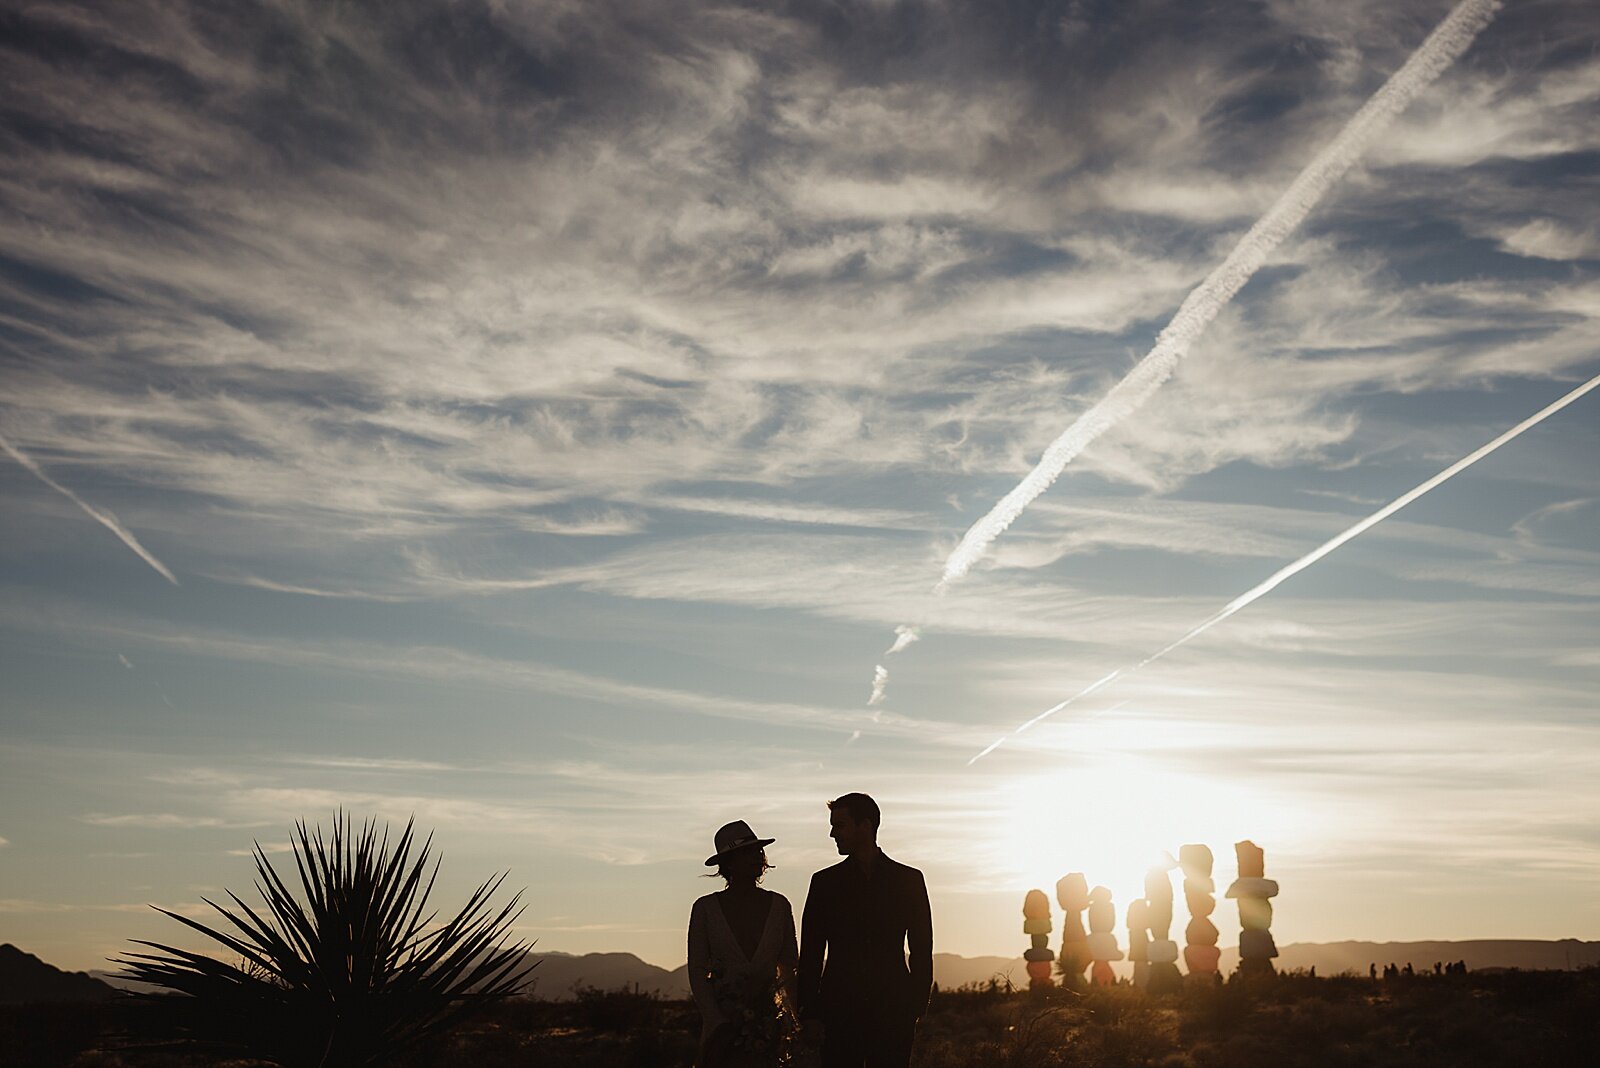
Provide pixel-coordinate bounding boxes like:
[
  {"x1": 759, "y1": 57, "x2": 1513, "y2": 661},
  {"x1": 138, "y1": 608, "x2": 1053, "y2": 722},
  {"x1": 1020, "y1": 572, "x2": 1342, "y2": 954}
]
[
  {"x1": 937, "y1": 0, "x2": 1501, "y2": 593},
  {"x1": 968, "y1": 371, "x2": 1600, "y2": 764},
  {"x1": 0, "y1": 432, "x2": 180, "y2": 585}
]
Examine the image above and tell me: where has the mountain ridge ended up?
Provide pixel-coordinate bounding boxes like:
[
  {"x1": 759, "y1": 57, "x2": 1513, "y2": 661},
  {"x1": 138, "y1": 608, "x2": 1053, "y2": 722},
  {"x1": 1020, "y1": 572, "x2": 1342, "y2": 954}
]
[
  {"x1": 0, "y1": 943, "x2": 118, "y2": 1004},
  {"x1": 80, "y1": 938, "x2": 1600, "y2": 1001}
]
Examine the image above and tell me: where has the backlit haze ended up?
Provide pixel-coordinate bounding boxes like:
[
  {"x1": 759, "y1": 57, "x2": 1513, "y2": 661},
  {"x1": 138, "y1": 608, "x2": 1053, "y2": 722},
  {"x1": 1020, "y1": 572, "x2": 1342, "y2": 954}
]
[{"x1": 1, "y1": 0, "x2": 1596, "y2": 974}]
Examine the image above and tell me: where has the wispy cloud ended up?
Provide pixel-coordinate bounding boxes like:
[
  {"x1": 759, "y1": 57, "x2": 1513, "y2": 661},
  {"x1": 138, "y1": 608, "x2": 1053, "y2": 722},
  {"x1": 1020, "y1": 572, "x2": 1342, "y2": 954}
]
[
  {"x1": 0, "y1": 594, "x2": 949, "y2": 743},
  {"x1": 80, "y1": 813, "x2": 246, "y2": 829},
  {"x1": 0, "y1": 0, "x2": 1580, "y2": 574},
  {"x1": 203, "y1": 573, "x2": 419, "y2": 602},
  {"x1": 285, "y1": 756, "x2": 464, "y2": 773}
]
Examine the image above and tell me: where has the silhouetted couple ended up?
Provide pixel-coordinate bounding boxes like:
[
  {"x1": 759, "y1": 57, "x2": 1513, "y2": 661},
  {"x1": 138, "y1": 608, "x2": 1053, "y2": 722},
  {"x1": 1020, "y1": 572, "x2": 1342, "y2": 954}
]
[{"x1": 687, "y1": 792, "x2": 933, "y2": 1067}]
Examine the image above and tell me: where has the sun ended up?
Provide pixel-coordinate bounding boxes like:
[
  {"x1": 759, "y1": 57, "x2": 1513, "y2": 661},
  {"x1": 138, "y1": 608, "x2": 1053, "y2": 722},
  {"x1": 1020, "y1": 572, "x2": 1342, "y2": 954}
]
[{"x1": 993, "y1": 747, "x2": 1311, "y2": 918}]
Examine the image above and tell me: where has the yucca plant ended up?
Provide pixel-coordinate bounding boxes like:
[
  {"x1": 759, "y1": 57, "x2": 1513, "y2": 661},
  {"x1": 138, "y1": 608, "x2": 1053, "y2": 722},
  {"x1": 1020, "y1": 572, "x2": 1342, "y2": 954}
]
[{"x1": 115, "y1": 812, "x2": 535, "y2": 1066}]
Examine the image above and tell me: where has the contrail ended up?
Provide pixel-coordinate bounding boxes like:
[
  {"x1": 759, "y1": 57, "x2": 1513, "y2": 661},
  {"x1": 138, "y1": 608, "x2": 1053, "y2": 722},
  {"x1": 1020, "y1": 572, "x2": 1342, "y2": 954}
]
[
  {"x1": 885, "y1": 625, "x2": 921, "y2": 655},
  {"x1": 0, "y1": 432, "x2": 180, "y2": 585},
  {"x1": 937, "y1": 0, "x2": 1501, "y2": 593},
  {"x1": 868, "y1": 664, "x2": 890, "y2": 706},
  {"x1": 968, "y1": 371, "x2": 1600, "y2": 764}
]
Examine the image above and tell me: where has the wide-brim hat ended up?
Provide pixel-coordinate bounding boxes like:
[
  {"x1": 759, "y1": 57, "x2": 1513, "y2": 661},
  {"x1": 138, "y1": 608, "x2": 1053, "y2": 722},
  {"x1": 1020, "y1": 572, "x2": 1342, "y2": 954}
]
[{"x1": 704, "y1": 820, "x2": 775, "y2": 866}]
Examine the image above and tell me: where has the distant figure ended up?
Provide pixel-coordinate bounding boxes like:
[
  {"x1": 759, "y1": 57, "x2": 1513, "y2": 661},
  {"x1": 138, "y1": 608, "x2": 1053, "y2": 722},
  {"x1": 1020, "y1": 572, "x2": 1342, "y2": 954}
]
[
  {"x1": 1433, "y1": 961, "x2": 1442, "y2": 976},
  {"x1": 689, "y1": 820, "x2": 798, "y2": 1067},
  {"x1": 1403, "y1": 962, "x2": 1414, "y2": 977},
  {"x1": 799, "y1": 792, "x2": 932, "y2": 1068},
  {"x1": 1369, "y1": 963, "x2": 1377, "y2": 980}
]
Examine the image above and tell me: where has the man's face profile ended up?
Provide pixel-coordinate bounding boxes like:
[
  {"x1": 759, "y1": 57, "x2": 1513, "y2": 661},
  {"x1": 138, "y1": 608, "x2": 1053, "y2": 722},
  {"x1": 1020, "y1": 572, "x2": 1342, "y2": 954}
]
[{"x1": 829, "y1": 807, "x2": 866, "y2": 855}]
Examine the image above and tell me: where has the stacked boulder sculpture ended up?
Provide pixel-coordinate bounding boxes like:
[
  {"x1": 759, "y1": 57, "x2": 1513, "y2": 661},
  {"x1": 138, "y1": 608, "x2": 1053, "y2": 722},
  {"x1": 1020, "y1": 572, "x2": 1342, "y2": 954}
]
[
  {"x1": 1180, "y1": 843, "x2": 1221, "y2": 981},
  {"x1": 1085, "y1": 886, "x2": 1123, "y2": 986},
  {"x1": 1022, "y1": 844, "x2": 1278, "y2": 988},
  {"x1": 1226, "y1": 839, "x2": 1279, "y2": 976},
  {"x1": 1142, "y1": 861, "x2": 1182, "y2": 994},
  {"x1": 1022, "y1": 889, "x2": 1054, "y2": 989},
  {"x1": 1126, "y1": 898, "x2": 1150, "y2": 988},
  {"x1": 1056, "y1": 873, "x2": 1091, "y2": 987}
]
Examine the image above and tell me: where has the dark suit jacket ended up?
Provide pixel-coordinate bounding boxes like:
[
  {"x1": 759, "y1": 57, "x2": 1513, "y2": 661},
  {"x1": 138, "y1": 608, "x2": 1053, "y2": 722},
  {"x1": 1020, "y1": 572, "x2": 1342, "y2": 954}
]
[{"x1": 798, "y1": 852, "x2": 933, "y2": 1024}]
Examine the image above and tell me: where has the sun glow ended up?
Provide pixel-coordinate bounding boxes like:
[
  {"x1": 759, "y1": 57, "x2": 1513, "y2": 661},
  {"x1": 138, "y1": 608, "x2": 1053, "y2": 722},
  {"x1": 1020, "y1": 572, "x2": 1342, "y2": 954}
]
[{"x1": 993, "y1": 747, "x2": 1314, "y2": 929}]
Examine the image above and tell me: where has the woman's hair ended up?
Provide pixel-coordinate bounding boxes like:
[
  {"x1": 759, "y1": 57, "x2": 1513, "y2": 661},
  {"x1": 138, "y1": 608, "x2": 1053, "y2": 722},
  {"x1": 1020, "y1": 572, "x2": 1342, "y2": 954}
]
[{"x1": 706, "y1": 847, "x2": 773, "y2": 885}]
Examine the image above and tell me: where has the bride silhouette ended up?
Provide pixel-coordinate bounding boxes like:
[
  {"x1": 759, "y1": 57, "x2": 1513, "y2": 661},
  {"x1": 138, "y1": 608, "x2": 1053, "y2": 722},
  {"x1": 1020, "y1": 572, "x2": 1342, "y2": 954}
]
[{"x1": 688, "y1": 820, "x2": 799, "y2": 1067}]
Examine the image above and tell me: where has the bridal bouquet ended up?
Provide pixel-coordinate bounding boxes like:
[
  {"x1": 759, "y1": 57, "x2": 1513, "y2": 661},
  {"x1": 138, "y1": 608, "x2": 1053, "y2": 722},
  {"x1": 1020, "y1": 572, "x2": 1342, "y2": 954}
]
[{"x1": 710, "y1": 967, "x2": 795, "y2": 1065}]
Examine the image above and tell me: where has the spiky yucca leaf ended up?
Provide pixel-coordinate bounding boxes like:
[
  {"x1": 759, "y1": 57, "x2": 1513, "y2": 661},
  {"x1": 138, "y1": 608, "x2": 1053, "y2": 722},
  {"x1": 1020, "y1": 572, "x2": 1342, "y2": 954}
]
[{"x1": 115, "y1": 812, "x2": 535, "y2": 1066}]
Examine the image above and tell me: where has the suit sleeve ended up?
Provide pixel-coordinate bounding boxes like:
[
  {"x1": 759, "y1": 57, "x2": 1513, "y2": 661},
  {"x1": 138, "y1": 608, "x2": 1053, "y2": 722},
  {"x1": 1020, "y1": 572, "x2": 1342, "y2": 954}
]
[
  {"x1": 797, "y1": 873, "x2": 824, "y2": 1018},
  {"x1": 908, "y1": 869, "x2": 933, "y2": 1018}
]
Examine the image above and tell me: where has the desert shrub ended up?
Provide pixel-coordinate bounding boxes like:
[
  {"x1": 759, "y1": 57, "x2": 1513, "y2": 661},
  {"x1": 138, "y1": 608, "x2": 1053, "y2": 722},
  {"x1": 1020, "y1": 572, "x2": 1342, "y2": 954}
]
[
  {"x1": 114, "y1": 813, "x2": 533, "y2": 1067},
  {"x1": 570, "y1": 985, "x2": 665, "y2": 1034},
  {"x1": 1177, "y1": 979, "x2": 1255, "y2": 1041}
]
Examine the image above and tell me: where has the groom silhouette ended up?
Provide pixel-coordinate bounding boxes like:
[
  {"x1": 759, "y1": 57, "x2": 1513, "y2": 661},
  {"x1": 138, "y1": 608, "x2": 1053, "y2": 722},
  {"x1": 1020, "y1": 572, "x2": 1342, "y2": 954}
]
[{"x1": 798, "y1": 793, "x2": 933, "y2": 1067}]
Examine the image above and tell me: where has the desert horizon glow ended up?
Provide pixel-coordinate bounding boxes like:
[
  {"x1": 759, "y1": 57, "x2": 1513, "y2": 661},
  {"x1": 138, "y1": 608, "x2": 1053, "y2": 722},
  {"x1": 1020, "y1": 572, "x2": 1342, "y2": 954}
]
[{"x1": 0, "y1": 0, "x2": 1595, "y2": 974}]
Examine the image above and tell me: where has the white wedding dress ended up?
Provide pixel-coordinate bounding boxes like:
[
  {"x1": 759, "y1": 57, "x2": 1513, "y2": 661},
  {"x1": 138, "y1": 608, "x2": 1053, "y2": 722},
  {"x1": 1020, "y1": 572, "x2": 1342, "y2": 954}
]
[{"x1": 687, "y1": 889, "x2": 799, "y2": 1064}]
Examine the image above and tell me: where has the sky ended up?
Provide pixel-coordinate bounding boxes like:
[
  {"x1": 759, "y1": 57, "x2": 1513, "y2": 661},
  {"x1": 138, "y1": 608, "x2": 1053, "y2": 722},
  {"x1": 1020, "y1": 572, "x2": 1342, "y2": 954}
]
[{"x1": 0, "y1": 0, "x2": 1596, "y2": 975}]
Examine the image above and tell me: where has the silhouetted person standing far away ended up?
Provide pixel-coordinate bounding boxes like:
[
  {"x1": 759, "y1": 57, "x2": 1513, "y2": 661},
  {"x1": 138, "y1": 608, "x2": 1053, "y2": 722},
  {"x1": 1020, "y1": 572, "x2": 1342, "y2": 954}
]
[
  {"x1": 798, "y1": 793, "x2": 933, "y2": 1068},
  {"x1": 688, "y1": 820, "x2": 799, "y2": 1067}
]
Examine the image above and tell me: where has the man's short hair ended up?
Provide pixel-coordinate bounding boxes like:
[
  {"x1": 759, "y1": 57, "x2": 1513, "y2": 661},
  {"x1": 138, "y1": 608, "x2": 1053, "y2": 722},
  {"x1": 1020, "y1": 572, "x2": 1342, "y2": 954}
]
[{"x1": 828, "y1": 792, "x2": 881, "y2": 831}]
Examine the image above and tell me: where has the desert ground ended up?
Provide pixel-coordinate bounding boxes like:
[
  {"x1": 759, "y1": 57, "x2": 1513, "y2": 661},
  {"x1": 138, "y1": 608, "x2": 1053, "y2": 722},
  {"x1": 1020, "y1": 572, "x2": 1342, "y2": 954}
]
[{"x1": 5, "y1": 968, "x2": 1595, "y2": 1068}]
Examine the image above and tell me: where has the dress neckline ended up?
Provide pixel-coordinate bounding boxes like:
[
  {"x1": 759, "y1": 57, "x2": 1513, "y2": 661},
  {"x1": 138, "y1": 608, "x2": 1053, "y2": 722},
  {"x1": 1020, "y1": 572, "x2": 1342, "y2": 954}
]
[{"x1": 713, "y1": 890, "x2": 776, "y2": 964}]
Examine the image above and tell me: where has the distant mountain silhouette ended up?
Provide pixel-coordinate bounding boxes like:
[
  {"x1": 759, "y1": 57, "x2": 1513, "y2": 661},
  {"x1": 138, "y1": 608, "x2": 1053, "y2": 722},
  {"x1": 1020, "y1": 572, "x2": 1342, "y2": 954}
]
[
  {"x1": 941, "y1": 940, "x2": 1600, "y2": 985},
  {"x1": 1220, "y1": 939, "x2": 1600, "y2": 976},
  {"x1": 499, "y1": 940, "x2": 1600, "y2": 998},
  {"x1": 520, "y1": 951, "x2": 691, "y2": 1000},
  {"x1": 81, "y1": 939, "x2": 1600, "y2": 1002},
  {"x1": 931, "y1": 953, "x2": 1034, "y2": 990},
  {"x1": 0, "y1": 944, "x2": 117, "y2": 1004},
  {"x1": 86, "y1": 969, "x2": 162, "y2": 993}
]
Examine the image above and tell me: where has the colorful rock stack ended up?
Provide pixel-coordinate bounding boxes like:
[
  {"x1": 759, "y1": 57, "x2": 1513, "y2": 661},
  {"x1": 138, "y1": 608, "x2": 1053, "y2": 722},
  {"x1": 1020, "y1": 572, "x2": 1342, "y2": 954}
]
[
  {"x1": 1085, "y1": 885, "x2": 1123, "y2": 986},
  {"x1": 1226, "y1": 839, "x2": 1279, "y2": 976},
  {"x1": 1180, "y1": 843, "x2": 1221, "y2": 981},
  {"x1": 1022, "y1": 888, "x2": 1054, "y2": 989},
  {"x1": 1126, "y1": 898, "x2": 1150, "y2": 988},
  {"x1": 1142, "y1": 862, "x2": 1182, "y2": 994},
  {"x1": 1056, "y1": 873, "x2": 1091, "y2": 988}
]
